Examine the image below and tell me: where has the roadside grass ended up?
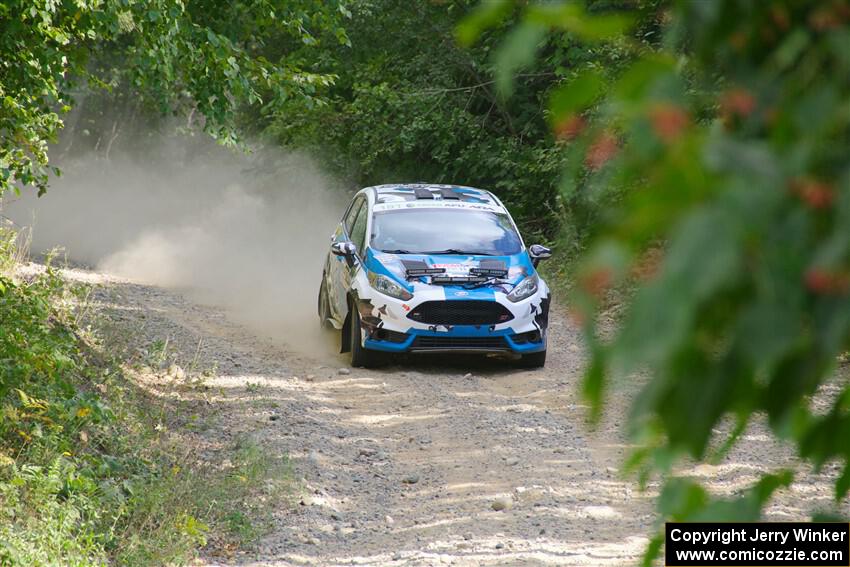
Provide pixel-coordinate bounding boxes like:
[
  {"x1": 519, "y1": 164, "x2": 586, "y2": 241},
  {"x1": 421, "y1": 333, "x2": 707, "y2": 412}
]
[
  {"x1": 539, "y1": 243, "x2": 577, "y2": 307},
  {"x1": 0, "y1": 222, "x2": 293, "y2": 566}
]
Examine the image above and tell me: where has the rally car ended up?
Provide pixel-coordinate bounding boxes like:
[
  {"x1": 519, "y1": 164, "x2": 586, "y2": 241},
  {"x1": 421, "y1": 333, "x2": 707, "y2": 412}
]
[{"x1": 317, "y1": 183, "x2": 551, "y2": 368}]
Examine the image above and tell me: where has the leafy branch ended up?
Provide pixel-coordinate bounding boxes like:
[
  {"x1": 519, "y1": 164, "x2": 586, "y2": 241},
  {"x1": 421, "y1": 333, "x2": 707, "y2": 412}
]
[{"x1": 462, "y1": 0, "x2": 850, "y2": 562}]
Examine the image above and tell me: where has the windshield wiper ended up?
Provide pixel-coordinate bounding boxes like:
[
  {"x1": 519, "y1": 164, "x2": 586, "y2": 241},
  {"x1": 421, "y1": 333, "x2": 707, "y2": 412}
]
[
  {"x1": 381, "y1": 249, "x2": 413, "y2": 254},
  {"x1": 422, "y1": 249, "x2": 494, "y2": 256}
]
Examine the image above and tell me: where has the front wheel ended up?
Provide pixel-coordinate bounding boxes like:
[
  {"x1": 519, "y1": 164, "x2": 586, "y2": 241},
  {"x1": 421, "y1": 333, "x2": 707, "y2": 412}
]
[
  {"x1": 317, "y1": 274, "x2": 333, "y2": 329},
  {"x1": 517, "y1": 350, "x2": 546, "y2": 369},
  {"x1": 349, "y1": 305, "x2": 384, "y2": 368}
]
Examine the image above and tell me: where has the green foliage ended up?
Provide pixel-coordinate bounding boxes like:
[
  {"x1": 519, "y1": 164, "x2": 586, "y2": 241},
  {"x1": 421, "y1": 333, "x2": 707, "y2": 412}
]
[
  {"x1": 266, "y1": 1, "x2": 657, "y2": 243},
  {"x1": 0, "y1": 260, "x2": 184, "y2": 565},
  {"x1": 465, "y1": 0, "x2": 850, "y2": 561},
  {"x1": 267, "y1": 0, "x2": 587, "y2": 241},
  {"x1": 0, "y1": 267, "x2": 87, "y2": 450},
  {"x1": 0, "y1": 235, "x2": 290, "y2": 565},
  {"x1": 0, "y1": 0, "x2": 348, "y2": 197}
]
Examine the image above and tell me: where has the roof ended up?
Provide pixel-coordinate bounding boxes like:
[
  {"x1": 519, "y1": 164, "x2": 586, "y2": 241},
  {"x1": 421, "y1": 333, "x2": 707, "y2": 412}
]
[{"x1": 367, "y1": 183, "x2": 503, "y2": 212}]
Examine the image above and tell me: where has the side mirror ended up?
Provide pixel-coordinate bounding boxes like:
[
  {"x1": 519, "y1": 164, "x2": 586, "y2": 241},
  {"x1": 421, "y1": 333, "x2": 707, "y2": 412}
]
[
  {"x1": 528, "y1": 244, "x2": 552, "y2": 267},
  {"x1": 331, "y1": 241, "x2": 357, "y2": 267}
]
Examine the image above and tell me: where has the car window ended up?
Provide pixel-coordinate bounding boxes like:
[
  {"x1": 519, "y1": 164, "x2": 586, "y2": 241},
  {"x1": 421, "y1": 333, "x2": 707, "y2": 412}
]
[
  {"x1": 349, "y1": 202, "x2": 369, "y2": 256},
  {"x1": 344, "y1": 197, "x2": 364, "y2": 234},
  {"x1": 370, "y1": 208, "x2": 522, "y2": 256}
]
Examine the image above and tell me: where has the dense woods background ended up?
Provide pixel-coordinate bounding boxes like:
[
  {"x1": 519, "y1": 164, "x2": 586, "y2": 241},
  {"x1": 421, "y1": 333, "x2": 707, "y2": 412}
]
[{"x1": 3, "y1": 0, "x2": 850, "y2": 565}]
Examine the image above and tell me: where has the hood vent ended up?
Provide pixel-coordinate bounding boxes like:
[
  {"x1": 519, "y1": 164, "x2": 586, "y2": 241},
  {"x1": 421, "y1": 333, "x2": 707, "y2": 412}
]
[
  {"x1": 400, "y1": 258, "x2": 508, "y2": 282},
  {"x1": 401, "y1": 258, "x2": 445, "y2": 279},
  {"x1": 470, "y1": 259, "x2": 508, "y2": 278},
  {"x1": 439, "y1": 187, "x2": 460, "y2": 200}
]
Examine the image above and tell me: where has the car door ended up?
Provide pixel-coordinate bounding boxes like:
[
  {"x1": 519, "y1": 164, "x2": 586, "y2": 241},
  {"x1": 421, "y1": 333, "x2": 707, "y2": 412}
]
[
  {"x1": 341, "y1": 199, "x2": 369, "y2": 304},
  {"x1": 329, "y1": 196, "x2": 365, "y2": 319}
]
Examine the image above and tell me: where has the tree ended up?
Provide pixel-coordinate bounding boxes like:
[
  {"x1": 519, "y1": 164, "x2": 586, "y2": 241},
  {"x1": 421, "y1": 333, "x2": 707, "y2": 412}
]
[
  {"x1": 0, "y1": 0, "x2": 348, "y2": 196},
  {"x1": 266, "y1": 0, "x2": 583, "y2": 241},
  {"x1": 464, "y1": 0, "x2": 850, "y2": 562}
]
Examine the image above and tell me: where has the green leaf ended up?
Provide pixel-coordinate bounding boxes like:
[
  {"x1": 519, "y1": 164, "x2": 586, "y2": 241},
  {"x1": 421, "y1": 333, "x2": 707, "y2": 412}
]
[
  {"x1": 692, "y1": 471, "x2": 793, "y2": 522},
  {"x1": 658, "y1": 478, "x2": 707, "y2": 519},
  {"x1": 614, "y1": 55, "x2": 675, "y2": 102},
  {"x1": 494, "y1": 22, "x2": 546, "y2": 98},
  {"x1": 581, "y1": 346, "x2": 606, "y2": 423},
  {"x1": 614, "y1": 207, "x2": 743, "y2": 377},
  {"x1": 548, "y1": 69, "x2": 604, "y2": 122},
  {"x1": 642, "y1": 534, "x2": 664, "y2": 567},
  {"x1": 527, "y1": 3, "x2": 633, "y2": 42},
  {"x1": 455, "y1": 0, "x2": 513, "y2": 46},
  {"x1": 837, "y1": 462, "x2": 850, "y2": 501}
]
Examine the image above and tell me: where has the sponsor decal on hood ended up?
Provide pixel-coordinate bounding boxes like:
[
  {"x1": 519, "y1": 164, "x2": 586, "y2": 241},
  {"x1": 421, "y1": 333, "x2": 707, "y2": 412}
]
[{"x1": 365, "y1": 249, "x2": 534, "y2": 293}]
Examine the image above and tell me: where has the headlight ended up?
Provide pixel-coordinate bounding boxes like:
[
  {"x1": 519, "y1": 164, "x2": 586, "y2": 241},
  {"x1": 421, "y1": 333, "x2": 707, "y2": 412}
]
[
  {"x1": 507, "y1": 274, "x2": 539, "y2": 303},
  {"x1": 368, "y1": 272, "x2": 413, "y2": 301}
]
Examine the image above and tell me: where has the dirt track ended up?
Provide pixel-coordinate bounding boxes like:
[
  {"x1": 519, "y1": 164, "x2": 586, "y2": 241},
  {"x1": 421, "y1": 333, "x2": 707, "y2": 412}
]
[{"x1": 65, "y1": 266, "x2": 842, "y2": 566}]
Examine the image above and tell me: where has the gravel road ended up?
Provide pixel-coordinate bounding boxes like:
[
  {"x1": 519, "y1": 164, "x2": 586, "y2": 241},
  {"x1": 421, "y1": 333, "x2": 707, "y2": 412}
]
[{"x1": 62, "y1": 266, "x2": 843, "y2": 566}]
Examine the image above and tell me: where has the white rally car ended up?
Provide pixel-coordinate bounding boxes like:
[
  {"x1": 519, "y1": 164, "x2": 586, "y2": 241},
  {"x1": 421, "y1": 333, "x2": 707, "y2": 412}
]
[{"x1": 317, "y1": 183, "x2": 551, "y2": 368}]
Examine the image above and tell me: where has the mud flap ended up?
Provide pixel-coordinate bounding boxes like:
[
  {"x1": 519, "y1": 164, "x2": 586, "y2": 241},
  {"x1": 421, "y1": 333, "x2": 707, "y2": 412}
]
[{"x1": 341, "y1": 307, "x2": 352, "y2": 353}]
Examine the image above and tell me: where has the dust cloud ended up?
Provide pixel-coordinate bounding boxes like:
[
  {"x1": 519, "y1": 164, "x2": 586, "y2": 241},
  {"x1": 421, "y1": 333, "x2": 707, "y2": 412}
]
[{"x1": 4, "y1": 137, "x2": 348, "y2": 357}]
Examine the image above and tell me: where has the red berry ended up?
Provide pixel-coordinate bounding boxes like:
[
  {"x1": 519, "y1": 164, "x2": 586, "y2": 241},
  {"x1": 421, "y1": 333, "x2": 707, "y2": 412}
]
[
  {"x1": 585, "y1": 132, "x2": 618, "y2": 171},
  {"x1": 791, "y1": 178, "x2": 835, "y2": 209},
  {"x1": 721, "y1": 88, "x2": 756, "y2": 118},
  {"x1": 649, "y1": 103, "x2": 690, "y2": 143},
  {"x1": 805, "y1": 268, "x2": 850, "y2": 294},
  {"x1": 554, "y1": 114, "x2": 586, "y2": 142}
]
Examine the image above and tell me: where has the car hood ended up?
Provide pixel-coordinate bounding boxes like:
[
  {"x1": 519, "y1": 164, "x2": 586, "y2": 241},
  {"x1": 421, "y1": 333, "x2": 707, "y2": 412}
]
[{"x1": 364, "y1": 248, "x2": 535, "y2": 296}]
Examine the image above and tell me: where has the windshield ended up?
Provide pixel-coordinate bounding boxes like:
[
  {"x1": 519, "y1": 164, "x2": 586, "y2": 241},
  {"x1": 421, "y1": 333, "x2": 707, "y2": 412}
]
[{"x1": 370, "y1": 208, "x2": 523, "y2": 256}]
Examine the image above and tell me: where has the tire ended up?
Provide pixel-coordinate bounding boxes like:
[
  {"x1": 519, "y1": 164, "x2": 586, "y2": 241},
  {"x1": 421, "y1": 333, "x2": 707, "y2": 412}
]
[
  {"x1": 518, "y1": 349, "x2": 546, "y2": 369},
  {"x1": 317, "y1": 274, "x2": 333, "y2": 329},
  {"x1": 349, "y1": 304, "x2": 384, "y2": 368}
]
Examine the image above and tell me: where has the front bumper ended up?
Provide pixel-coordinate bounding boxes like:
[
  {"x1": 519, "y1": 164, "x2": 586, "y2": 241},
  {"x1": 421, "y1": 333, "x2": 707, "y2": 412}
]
[
  {"x1": 358, "y1": 289, "x2": 549, "y2": 355},
  {"x1": 365, "y1": 326, "x2": 546, "y2": 354}
]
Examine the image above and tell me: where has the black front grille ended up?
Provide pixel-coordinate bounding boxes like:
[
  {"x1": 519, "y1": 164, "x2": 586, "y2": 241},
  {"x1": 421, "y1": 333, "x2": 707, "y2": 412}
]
[
  {"x1": 408, "y1": 300, "x2": 514, "y2": 326},
  {"x1": 411, "y1": 336, "x2": 509, "y2": 350}
]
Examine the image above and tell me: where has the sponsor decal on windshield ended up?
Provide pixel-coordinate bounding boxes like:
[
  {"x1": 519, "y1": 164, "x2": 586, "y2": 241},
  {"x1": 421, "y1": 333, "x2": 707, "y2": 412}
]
[{"x1": 372, "y1": 201, "x2": 501, "y2": 212}]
